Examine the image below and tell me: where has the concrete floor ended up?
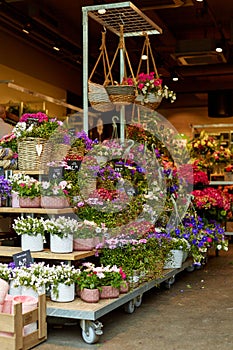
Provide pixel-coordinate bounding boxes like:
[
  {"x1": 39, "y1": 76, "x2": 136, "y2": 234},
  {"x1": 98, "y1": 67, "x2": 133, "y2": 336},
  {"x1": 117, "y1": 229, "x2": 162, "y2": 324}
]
[{"x1": 35, "y1": 242, "x2": 233, "y2": 350}]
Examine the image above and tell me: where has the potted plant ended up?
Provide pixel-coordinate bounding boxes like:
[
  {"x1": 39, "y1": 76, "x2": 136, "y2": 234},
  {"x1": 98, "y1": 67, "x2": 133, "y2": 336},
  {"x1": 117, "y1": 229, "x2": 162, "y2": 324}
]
[
  {"x1": 12, "y1": 216, "x2": 47, "y2": 252},
  {"x1": 9, "y1": 173, "x2": 33, "y2": 207},
  {"x1": 16, "y1": 176, "x2": 41, "y2": 208},
  {"x1": 8, "y1": 262, "x2": 50, "y2": 298},
  {"x1": 135, "y1": 72, "x2": 176, "y2": 108},
  {"x1": 0, "y1": 175, "x2": 12, "y2": 205},
  {"x1": 73, "y1": 220, "x2": 106, "y2": 251},
  {"x1": 76, "y1": 262, "x2": 102, "y2": 303},
  {"x1": 44, "y1": 216, "x2": 79, "y2": 253},
  {"x1": 40, "y1": 179, "x2": 72, "y2": 208},
  {"x1": 97, "y1": 265, "x2": 127, "y2": 299},
  {"x1": 163, "y1": 236, "x2": 190, "y2": 269},
  {"x1": 49, "y1": 263, "x2": 80, "y2": 302}
]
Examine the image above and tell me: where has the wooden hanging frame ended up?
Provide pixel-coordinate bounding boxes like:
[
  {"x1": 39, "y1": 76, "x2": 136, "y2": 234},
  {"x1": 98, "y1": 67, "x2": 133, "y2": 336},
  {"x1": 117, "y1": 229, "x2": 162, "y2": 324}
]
[{"x1": 88, "y1": 30, "x2": 114, "y2": 112}]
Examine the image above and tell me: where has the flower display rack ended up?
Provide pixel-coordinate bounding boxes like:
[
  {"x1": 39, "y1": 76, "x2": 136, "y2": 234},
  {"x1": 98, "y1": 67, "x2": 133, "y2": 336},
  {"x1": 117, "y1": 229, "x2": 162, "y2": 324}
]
[{"x1": 0, "y1": 294, "x2": 47, "y2": 350}]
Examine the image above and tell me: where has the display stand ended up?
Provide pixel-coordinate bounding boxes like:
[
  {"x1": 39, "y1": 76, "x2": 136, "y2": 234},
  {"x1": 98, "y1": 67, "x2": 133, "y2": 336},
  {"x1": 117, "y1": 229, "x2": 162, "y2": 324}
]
[{"x1": 47, "y1": 259, "x2": 193, "y2": 344}]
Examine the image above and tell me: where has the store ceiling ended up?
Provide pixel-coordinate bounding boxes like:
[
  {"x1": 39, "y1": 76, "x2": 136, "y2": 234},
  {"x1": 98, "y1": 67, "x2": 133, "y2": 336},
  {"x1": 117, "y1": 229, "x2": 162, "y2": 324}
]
[{"x1": 0, "y1": 0, "x2": 233, "y2": 109}]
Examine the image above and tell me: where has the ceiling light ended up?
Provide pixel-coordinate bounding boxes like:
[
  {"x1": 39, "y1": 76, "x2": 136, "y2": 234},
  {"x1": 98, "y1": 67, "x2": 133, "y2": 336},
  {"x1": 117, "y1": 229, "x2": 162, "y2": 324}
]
[
  {"x1": 98, "y1": 8, "x2": 106, "y2": 15},
  {"x1": 141, "y1": 54, "x2": 148, "y2": 60},
  {"x1": 172, "y1": 72, "x2": 179, "y2": 82},
  {"x1": 215, "y1": 46, "x2": 223, "y2": 53},
  {"x1": 196, "y1": 0, "x2": 204, "y2": 2},
  {"x1": 53, "y1": 45, "x2": 60, "y2": 51},
  {"x1": 22, "y1": 28, "x2": 30, "y2": 35}
]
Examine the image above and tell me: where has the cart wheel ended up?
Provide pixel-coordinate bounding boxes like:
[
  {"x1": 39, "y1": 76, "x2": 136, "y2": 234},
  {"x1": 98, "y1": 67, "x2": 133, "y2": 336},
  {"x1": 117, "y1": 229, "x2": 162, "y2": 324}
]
[
  {"x1": 134, "y1": 294, "x2": 142, "y2": 308},
  {"x1": 186, "y1": 265, "x2": 195, "y2": 272},
  {"x1": 124, "y1": 299, "x2": 135, "y2": 314},
  {"x1": 164, "y1": 276, "x2": 175, "y2": 289},
  {"x1": 82, "y1": 325, "x2": 99, "y2": 344}
]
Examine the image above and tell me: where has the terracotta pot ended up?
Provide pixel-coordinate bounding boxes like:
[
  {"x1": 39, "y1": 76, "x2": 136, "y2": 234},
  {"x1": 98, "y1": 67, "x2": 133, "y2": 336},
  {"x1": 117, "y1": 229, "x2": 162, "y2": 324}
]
[
  {"x1": 73, "y1": 237, "x2": 96, "y2": 251},
  {"x1": 41, "y1": 196, "x2": 70, "y2": 209},
  {"x1": 80, "y1": 288, "x2": 100, "y2": 303},
  {"x1": 19, "y1": 196, "x2": 41, "y2": 208},
  {"x1": 100, "y1": 286, "x2": 119, "y2": 299},
  {"x1": 119, "y1": 281, "x2": 129, "y2": 294}
]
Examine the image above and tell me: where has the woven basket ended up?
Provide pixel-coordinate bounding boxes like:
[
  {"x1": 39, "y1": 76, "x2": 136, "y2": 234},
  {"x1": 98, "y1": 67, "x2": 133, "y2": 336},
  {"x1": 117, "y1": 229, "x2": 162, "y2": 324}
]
[
  {"x1": 135, "y1": 93, "x2": 162, "y2": 110},
  {"x1": 17, "y1": 137, "x2": 51, "y2": 171},
  {"x1": 106, "y1": 85, "x2": 135, "y2": 105},
  {"x1": 88, "y1": 81, "x2": 114, "y2": 112}
]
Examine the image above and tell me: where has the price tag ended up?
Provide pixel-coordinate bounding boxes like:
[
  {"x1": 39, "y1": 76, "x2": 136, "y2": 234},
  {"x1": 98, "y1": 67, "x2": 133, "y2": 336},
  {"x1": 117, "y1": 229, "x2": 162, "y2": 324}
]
[
  {"x1": 68, "y1": 128, "x2": 76, "y2": 137},
  {"x1": 114, "y1": 164, "x2": 124, "y2": 172},
  {"x1": 26, "y1": 117, "x2": 39, "y2": 127},
  {"x1": 48, "y1": 166, "x2": 64, "y2": 180},
  {"x1": 13, "y1": 250, "x2": 33, "y2": 267},
  {"x1": 67, "y1": 160, "x2": 82, "y2": 171}
]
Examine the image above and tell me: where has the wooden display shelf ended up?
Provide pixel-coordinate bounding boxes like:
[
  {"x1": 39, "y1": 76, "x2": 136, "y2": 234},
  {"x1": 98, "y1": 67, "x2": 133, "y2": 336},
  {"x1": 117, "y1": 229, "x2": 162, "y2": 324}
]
[
  {"x1": 0, "y1": 207, "x2": 74, "y2": 214},
  {"x1": 0, "y1": 246, "x2": 96, "y2": 261}
]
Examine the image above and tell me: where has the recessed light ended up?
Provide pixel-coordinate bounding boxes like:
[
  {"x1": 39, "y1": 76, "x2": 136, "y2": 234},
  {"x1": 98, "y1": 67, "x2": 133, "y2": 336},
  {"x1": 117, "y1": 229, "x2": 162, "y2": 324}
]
[
  {"x1": 53, "y1": 46, "x2": 60, "y2": 51},
  {"x1": 141, "y1": 54, "x2": 148, "y2": 60},
  {"x1": 98, "y1": 8, "x2": 106, "y2": 15},
  {"x1": 215, "y1": 47, "x2": 223, "y2": 53}
]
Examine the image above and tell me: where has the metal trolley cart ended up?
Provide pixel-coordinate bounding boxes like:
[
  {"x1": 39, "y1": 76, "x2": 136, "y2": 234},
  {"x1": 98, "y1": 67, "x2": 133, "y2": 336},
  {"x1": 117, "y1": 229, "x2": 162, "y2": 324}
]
[{"x1": 46, "y1": 259, "x2": 193, "y2": 344}]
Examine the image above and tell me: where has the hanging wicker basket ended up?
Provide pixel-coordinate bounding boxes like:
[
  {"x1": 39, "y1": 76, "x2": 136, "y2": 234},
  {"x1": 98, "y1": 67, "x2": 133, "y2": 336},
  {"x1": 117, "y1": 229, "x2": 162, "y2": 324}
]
[
  {"x1": 17, "y1": 137, "x2": 51, "y2": 171},
  {"x1": 88, "y1": 81, "x2": 114, "y2": 112},
  {"x1": 135, "y1": 93, "x2": 162, "y2": 110},
  {"x1": 106, "y1": 85, "x2": 135, "y2": 105}
]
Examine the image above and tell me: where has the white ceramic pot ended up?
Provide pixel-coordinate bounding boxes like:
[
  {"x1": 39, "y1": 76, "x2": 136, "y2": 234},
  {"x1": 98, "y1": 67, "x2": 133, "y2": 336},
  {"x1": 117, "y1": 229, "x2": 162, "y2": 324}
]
[
  {"x1": 164, "y1": 249, "x2": 183, "y2": 269},
  {"x1": 21, "y1": 233, "x2": 44, "y2": 252},
  {"x1": 50, "y1": 233, "x2": 73, "y2": 253},
  {"x1": 50, "y1": 283, "x2": 75, "y2": 302}
]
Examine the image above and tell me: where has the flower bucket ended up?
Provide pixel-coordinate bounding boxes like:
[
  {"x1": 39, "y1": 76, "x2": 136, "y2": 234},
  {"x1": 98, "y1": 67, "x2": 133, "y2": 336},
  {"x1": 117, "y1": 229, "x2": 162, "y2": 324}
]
[
  {"x1": 73, "y1": 237, "x2": 96, "y2": 251},
  {"x1": 50, "y1": 283, "x2": 75, "y2": 302},
  {"x1": 164, "y1": 249, "x2": 183, "y2": 269},
  {"x1": 80, "y1": 288, "x2": 100, "y2": 303},
  {"x1": 9, "y1": 280, "x2": 22, "y2": 296},
  {"x1": 19, "y1": 196, "x2": 41, "y2": 208},
  {"x1": 99, "y1": 286, "x2": 120, "y2": 299},
  {"x1": 21, "y1": 285, "x2": 45, "y2": 299},
  {"x1": 50, "y1": 233, "x2": 73, "y2": 253},
  {"x1": 41, "y1": 196, "x2": 70, "y2": 209},
  {"x1": 21, "y1": 233, "x2": 44, "y2": 252},
  {"x1": 12, "y1": 191, "x2": 20, "y2": 208},
  {"x1": 13, "y1": 295, "x2": 38, "y2": 335}
]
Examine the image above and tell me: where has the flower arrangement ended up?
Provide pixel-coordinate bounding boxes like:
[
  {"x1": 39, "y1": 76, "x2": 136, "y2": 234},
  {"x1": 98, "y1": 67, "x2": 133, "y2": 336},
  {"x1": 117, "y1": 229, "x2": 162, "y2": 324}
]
[
  {"x1": 12, "y1": 112, "x2": 63, "y2": 140},
  {"x1": 44, "y1": 216, "x2": 79, "y2": 239},
  {"x1": 0, "y1": 176, "x2": 12, "y2": 200},
  {"x1": 76, "y1": 262, "x2": 126, "y2": 290},
  {"x1": 40, "y1": 179, "x2": 72, "y2": 197},
  {"x1": 73, "y1": 220, "x2": 106, "y2": 239},
  {"x1": 12, "y1": 216, "x2": 47, "y2": 236},
  {"x1": 0, "y1": 132, "x2": 18, "y2": 154},
  {"x1": 8, "y1": 173, "x2": 33, "y2": 193},
  {"x1": 48, "y1": 263, "x2": 80, "y2": 298},
  {"x1": 191, "y1": 187, "x2": 232, "y2": 223},
  {"x1": 136, "y1": 72, "x2": 176, "y2": 103},
  {"x1": 16, "y1": 177, "x2": 41, "y2": 198},
  {"x1": 9, "y1": 262, "x2": 51, "y2": 292},
  {"x1": 187, "y1": 131, "x2": 218, "y2": 159}
]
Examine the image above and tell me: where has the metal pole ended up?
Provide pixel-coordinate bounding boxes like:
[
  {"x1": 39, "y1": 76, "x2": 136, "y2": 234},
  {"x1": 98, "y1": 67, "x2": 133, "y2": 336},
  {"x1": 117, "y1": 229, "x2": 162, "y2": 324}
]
[
  {"x1": 82, "y1": 8, "x2": 89, "y2": 133},
  {"x1": 120, "y1": 49, "x2": 125, "y2": 143}
]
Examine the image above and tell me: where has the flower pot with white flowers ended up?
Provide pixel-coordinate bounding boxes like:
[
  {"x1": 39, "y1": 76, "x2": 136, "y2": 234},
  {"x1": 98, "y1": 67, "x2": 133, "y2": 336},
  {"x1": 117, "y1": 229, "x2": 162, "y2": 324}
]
[
  {"x1": 45, "y1": 216, "x2": 79, "y2": 253},
  {"x1": 12, "y1": 216, "x2": 46, "y2": 252},
  {"x1": 49, "y1": 263, "x2": 79, "y2": 302}
]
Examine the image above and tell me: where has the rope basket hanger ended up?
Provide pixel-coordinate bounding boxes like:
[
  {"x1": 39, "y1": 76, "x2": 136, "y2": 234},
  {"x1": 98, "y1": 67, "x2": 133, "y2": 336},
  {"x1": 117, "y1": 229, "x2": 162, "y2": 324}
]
[
  {"x1": 104, "y1": 25, "x2": 136, "y2": 105},
  {"x1": 88, "y1": 30, "x2": 114, "y2": 112},
  {"x1": 135, "y1": 32, "x2": 163, "y2": 110}
]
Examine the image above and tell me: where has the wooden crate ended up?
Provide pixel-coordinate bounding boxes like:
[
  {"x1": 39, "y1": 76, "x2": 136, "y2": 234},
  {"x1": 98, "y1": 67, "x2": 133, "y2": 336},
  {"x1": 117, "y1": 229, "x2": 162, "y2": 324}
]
[{"x1": 0, "y1": 294, "x2": 47, "y2": 350}]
